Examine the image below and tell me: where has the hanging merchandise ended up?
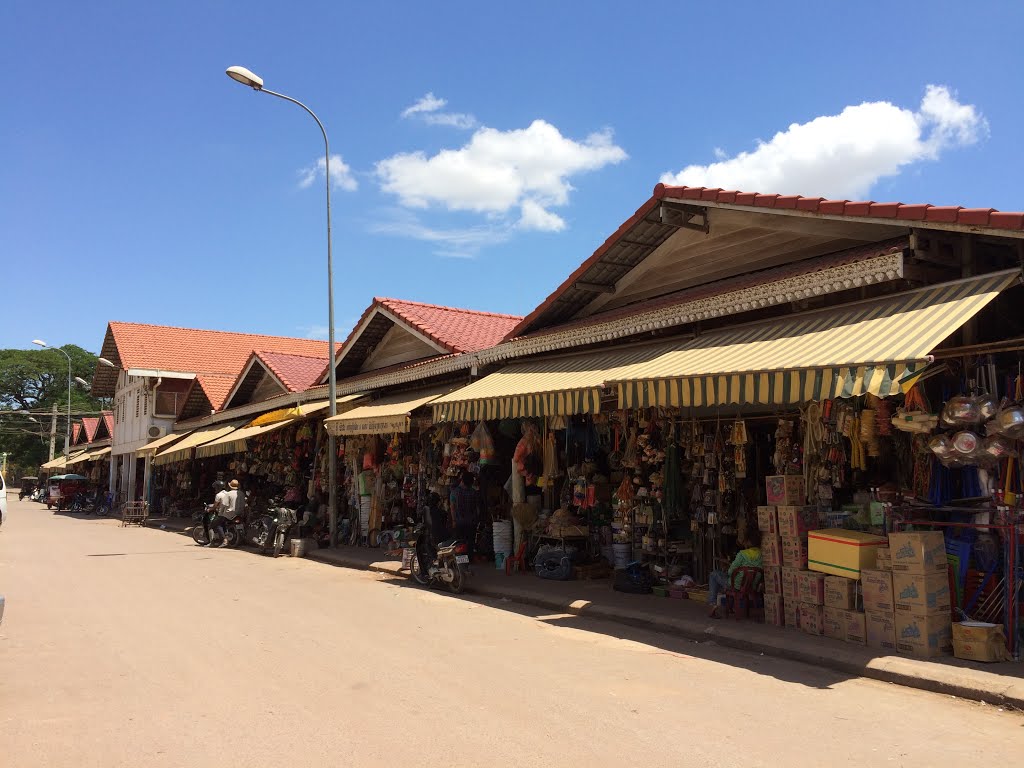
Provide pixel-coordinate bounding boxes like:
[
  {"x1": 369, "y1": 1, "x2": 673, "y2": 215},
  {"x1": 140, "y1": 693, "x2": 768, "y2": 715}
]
[{"x1": 470, "y1": 421, "x2": 497, "y2": 465}]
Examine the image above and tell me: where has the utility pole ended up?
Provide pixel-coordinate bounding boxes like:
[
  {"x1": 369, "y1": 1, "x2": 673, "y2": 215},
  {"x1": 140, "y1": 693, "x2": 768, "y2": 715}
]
[{"x1": 49, "y1": 403, "x2": 58, "y2": 461}]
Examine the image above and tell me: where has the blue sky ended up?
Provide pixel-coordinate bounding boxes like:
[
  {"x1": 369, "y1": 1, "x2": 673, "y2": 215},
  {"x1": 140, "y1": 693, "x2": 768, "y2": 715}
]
[{"x1": 2, "y1": 1, "x2": 1023, "y2": 353}]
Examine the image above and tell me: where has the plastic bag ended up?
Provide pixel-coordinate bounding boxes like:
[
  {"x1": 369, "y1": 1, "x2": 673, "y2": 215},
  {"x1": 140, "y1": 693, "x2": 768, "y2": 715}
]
[{"x1": 470, "y1": 421, "x2": 496, "y2": 465}]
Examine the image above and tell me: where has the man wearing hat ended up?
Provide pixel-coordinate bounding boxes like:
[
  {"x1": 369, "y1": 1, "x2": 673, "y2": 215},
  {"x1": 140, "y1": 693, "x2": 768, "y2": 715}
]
[{"x1": 210, "y1": 479, "x2": 240, "y2": 547}]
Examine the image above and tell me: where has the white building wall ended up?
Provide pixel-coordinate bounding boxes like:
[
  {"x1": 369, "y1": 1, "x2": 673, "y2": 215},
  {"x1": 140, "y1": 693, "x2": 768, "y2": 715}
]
[{"x1": 110, "y1": 371, "x2": 177, "y2": 456}]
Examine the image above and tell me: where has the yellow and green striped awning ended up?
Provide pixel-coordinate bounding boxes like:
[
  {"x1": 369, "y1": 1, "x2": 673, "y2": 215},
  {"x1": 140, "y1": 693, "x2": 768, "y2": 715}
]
[
  {"x1": 432, "y1": 269, "x2": 1017, "y2": 420},
  {"x1": 614, "y1": 269, "x2": 1019, "y2": 409},
  {"x1": 325, "y1": 386, "x2": 453, "y2": 436},
  {"x1": 430, "y1": 350, "x2": 648, "y2": 422},
  {"x1": 153, "y1": 421, "x2": 246, "y2": 466}
]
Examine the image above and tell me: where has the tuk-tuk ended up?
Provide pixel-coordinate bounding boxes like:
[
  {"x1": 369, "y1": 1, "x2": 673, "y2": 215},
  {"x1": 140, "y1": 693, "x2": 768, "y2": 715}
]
[
  {"x1": 47, "y1": 474, "x2": 88, "y2": 511},
  {"x1": 19, "y1": 476, "x2": 38, "y2": 500}
]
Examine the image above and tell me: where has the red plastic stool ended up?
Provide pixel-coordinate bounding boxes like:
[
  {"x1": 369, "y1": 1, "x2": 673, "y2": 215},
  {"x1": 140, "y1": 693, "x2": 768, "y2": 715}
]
[{"x1": 505, "y1": 540, "x2": 528, "y2": 575}]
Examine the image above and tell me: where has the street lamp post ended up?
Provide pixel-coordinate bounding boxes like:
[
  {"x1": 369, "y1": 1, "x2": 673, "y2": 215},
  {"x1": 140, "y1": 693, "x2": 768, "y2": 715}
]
[
  {"x1": 225, "y1": 65, "x2": 339, "y2": 546},
  {"x1": 32, "y1": 340, "x2": 72, "y2": 455}
]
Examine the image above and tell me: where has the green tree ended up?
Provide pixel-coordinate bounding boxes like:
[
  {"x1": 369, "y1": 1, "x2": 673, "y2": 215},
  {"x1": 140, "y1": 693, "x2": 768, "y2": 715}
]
[{"x1": 0, "y1": 345, "x2": 106, "y2": 472}]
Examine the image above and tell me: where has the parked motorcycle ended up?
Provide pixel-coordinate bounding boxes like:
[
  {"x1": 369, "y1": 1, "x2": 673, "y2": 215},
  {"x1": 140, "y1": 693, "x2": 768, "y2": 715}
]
[
  {"x1": 408, "y1": 523, "x2": 471, "y2": 594},
  {"x1": 249, "y1": 499, "x2": 298, "y2": 557},
  {"x1": 191, "y1": 504, "x2": 239, "y2": 547}
]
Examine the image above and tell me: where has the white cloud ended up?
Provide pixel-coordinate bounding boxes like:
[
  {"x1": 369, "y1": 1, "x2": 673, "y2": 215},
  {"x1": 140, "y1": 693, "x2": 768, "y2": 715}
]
[
  {"x1": 401, "y1": 92, "x2": 447, "y2": 119},
  {"x1": 376, "y1": 120, "x2": 627, "y2": 232},
  {"x1": 518, "y1": 199, "x2": 566, "y2": 232},
  {"x1": 660, "y1": 85, "x2": 987, "y2": 199},
  {"x1": 298, "y1": 154, "x2": 358, "y2": 191},
  {"x1": 400, "y1": 91, "x2": 478, "y2": 130},
  {"x1": 713, "y1": 147, "x2": 727, "y2": 160},
  {"x1": 369, "y1": 210, "x2": 511, "y2": 259}
]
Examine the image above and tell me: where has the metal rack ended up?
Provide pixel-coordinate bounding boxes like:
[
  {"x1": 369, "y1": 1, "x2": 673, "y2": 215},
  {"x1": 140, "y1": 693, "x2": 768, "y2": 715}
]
[{"x1": 120, "y1": 501, "x2": 149, "y2": 527}]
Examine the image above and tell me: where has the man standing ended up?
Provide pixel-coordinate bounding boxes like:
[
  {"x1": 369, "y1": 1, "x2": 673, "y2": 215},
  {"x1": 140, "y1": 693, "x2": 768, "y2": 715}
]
[
  {"x1": 209, "y1": 479, "x2": 239, "y2": 547},
  {"x1": 450, "y1": 472, "x2": 480, "y2": 566}
]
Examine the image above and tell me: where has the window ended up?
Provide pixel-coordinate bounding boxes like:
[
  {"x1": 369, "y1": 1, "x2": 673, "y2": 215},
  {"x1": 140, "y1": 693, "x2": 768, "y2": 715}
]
[
  {"x1": 135, "y1": 392, "x2": 140, "y2": 419},
  {"x1": 143, "y1": 390, "x2": 148, "y2": 415}
]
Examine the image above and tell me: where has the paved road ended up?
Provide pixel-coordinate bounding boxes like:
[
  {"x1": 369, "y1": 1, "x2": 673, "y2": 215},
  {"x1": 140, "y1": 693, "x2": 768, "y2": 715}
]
[{"x1": 1, "y1": 496, "x2": 1020, "y2": 767}]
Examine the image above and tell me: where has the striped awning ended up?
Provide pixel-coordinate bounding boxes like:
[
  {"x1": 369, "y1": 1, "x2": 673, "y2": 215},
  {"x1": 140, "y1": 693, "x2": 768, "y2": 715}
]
[
  {"x1": 430, "y1": 350, "x2": 648, "y2": 422},
  {"x1": 614, "y1": 269, "x2": 1019, "y2": 409},
  {"x1": 248, "y1": 395, "x2": 362, "y2": 427},
  {"x1": 66, "y1": 445, "x2": 112, "y2": 465},
  {"x1": 138, "y1": 429, "x2": 191, "y2": 454},
  {"x1": 324, "y1": 386, "x2": 452, "y2": 436},
  {"x1": 153, "y1": 421, "x2": 245, "y2": 466},
  {"x1": 41, "y1": 451, "x2": 87, "y2": 470},
  {"x1": 195, "y1": 418, "x2": 295, "y2": 459}
]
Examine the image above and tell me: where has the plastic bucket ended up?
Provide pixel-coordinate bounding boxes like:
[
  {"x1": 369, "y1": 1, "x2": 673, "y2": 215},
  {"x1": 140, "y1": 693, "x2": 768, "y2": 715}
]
[
  {"x1": 495, "y1": 552, "x2": 507, "y2": 570},
  {"x1": 612, "y1": 542, "x2": 631, "y2": 569},
  {"x1": 290, "y1": 538, "x2": 307, "y2": 558}
]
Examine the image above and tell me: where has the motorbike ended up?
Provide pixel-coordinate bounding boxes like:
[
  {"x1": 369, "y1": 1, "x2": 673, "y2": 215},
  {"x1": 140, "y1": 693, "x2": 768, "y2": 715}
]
[
  {"x1": 408, "y1": 522, "x2": 471, "y2": 594},
  {"x1": 248, "y1": 499, "x2": 298, "y2": 557},
  {"x1": 191, "y1": 504, "x2": 239, "y2": 547}
]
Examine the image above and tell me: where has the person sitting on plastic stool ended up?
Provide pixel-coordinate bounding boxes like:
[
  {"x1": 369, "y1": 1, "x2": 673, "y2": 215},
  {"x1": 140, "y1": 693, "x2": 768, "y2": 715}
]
[{"x1": 707, "y1": 528, "x2": 762, "y2": 618}]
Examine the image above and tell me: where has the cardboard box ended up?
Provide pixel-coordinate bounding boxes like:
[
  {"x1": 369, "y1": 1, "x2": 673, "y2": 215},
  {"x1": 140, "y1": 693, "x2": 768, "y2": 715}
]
[
  {"x1": 797, "y1": 570, "x2": 826, "y2": 605},
  {"x1": 843, "y1": 610, "x2": 867, "y2": 645},
  {"x1": 781, "y1": 536, "x2": 809, "y2": 569},
  {"x1": 781, "y1": 567, "x2": 800, "y2": 602},
  {"x1": 764, "y1": 594, "x2": 784, "y2": 626},
  {"x1": 800, "y1": 602, "x2": 825, "y2": 635},
  {"x1": 823, "y1": 607, "x2": 845, "y2": 640},
  {"x1": 808, "y1": 529, "x2": 887, "y2": 578},
  {"x1": 866, "y1": 610, "x2": 897, "y2": 651},
  {"x1": 766, "y1": 475, "x2": 806, "y2": 506},
  {"x1": 761, "y1": 534, "x2": 783, "y2": 567},
  {"x1": 757, "y1": 505, "x2": 778, "y2": 534},
  {"x1": 824, "y1": 575, "x2": 859, "y2": 610},
  {"x1": 893, "y1": 572, "x2": 951, "y2": 614},
  {"x1": 763, "y1": 566, "x2": 783, "y2": 595},
  {"x1": 888, "y1": 531, "x2": 947, "y2": 574},
  {"x1": 784, "y1": 599, "x2": 801, "y2": 629},
  {"x1": 952, "y1": 622, "x2": 1010, "y2": 663},
  {"x1": 776, "y1": 505, "x2": 817, "y2": 537},
  {"x1": 895, "y1": 611, "x2": 952, "y2": 657},
  {"x1": 862, "y1": 569, "x2": 894, "y2": 613},
  {"x1": 875, "y1": 546, "x2": 891, "y2": 570}
]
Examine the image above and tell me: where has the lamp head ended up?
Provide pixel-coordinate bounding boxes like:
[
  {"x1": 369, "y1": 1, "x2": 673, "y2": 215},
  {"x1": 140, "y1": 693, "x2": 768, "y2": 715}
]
[
  {"x1": 32, "y1": 339, "x2": 47, "y2": 348},
  {"x1": 226, "y1": 66, "x2": 264, "y2": 90},
  {"x1": 74, "y1": 377, "x2": 90, "y2": 388},
  {"x1": 97, "y1": 357, "x2": 116, "y2": 368}
]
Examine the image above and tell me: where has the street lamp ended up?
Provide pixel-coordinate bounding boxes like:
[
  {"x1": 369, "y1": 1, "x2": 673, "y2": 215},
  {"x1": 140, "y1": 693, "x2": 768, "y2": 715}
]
[
  {"x1": 32, "y1": 339, "x2": 71, "y2": 455},
  {"x1": 225, "y1": 65, "x2": 340, "y2": 546},
  {"x1": 74, "y1": 377, "x2": 91, "y2": 388}
]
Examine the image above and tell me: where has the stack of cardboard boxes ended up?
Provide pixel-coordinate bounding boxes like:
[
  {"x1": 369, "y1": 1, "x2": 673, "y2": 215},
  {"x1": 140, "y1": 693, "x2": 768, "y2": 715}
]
[
  {"x1": 889, "y1": 531, "x2": 952, "y2": 657},
  {"x1": 759, "y1": 481, "x2": 959, "y2": 659}
]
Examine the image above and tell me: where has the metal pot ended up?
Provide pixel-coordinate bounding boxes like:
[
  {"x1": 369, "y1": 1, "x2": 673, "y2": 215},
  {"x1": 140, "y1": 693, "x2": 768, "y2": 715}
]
[
  {"x1": 928, "y1": 434, "x2": 954, "y2": 459},
  {"x1": 943, "y1": 396, "x2": 981, "y2": 425},
  {"x1": 952, "y1": 430, "x2": 982, "y2": 457},
  {"x1": 983, "y1": 435, "x2": 1017, "y2": 460},
  {"x1": 995, "y1": 406, "x2": 1024, "y2": 440},
  {"x1": 976, "y1": 394, "x2": 1000, "y2": 422}
]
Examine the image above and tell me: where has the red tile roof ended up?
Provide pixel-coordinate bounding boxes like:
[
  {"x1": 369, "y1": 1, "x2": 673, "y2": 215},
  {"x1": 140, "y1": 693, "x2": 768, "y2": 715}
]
[
  {"x1": 194, "y1": 374, "x2": 237, "y2": 412},
  {"x1": 374, "y1": 298, "x2": 521, "y2": 353},
  {"x1": 657, "y1": 184, "x2": 1024, "y2": 230},
  {"x1": 94, "y1": 321, "x2": 340, "y2": 399},
  {"x1": 81, "y1": 417, "x2": 100, "y2": 442},
  {"x1": 507, "y1": 183, "x2": 1024, "y2": 339},
  {"x1": 100, "y1": 411, "x2": 114, "y2": 439},
  {"x1": 71, "y1": 423, "x2": 83, "y2": 445},
  {"x1": 253, "y1": 350, "x2": 329, "y2": 393}
]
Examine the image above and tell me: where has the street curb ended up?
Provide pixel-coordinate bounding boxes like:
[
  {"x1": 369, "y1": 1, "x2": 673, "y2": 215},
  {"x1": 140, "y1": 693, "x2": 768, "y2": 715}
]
[{"x1": 305, "y1": 548, "x2": 1024, "y2": 709}]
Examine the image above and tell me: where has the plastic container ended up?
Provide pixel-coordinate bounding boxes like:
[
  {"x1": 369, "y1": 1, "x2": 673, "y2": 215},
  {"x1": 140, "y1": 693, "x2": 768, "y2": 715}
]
[{"x1": 289, "y1": 538, "x2": 307, "y2": 558}]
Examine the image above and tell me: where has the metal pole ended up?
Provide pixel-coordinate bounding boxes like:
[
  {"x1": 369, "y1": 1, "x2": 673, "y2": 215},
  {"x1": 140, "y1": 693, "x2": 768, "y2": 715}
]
[
  {"x1": 65, "y1": 349, "x2": 72, "y2": 455},
  {"x1": 257, "y1": 87, "x2": 339, "y2": 546},
  {"x1": 49, "y1": 403, "x2": 57, "y2": 461}
]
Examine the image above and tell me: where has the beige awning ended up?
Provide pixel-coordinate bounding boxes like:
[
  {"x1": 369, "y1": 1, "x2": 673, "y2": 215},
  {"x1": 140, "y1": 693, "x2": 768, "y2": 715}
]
[
  {"x1": 324, "y1": 386, "x2": 452, "y2": 436},
  {"x1": 153, "y1": 421, "x2": 245, "y2": 466},
  {"x1": 430, "y1": 349, "x2": 645, "y2": 422},
  {"x1": 195, "y1": 418, "x2": 295, "y2": 459},
  {"x1": 66, "y1": 445, "x2": 112, "y2": 465},
  {"x1": 138, "y1": 429, "x2": 192, "y2": 454},
  {"x1": 248, "y1": 395, "x2": 362, "y2": 427},
  {"x1": 613, "y1": 269, "x2": 1020, "y2": 408},
  {"x1": 87, "y1": 446, "x2": 112, "y2": 460},
  {"x1": 41, "y1": 451, "x2": 87, "y2": 470}
]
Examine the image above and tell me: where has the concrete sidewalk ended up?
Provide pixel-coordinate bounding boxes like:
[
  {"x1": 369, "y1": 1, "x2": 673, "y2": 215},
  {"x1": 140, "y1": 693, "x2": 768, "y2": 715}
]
[{"x1": 305, "y1": 544, "x2": 1024, "y2": 709}]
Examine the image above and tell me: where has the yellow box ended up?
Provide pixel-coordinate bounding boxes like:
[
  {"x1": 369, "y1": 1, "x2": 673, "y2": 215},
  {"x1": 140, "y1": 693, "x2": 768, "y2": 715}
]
[
  {"x1": 895, "y1": 611, "x2": 952, "y2": 658},
  {"x1": 824, "y1": 575, "x2": 859, "y2": 610},
  {"x1": 808, "y1": 528, "x2": 887, "y2": 578},
  {"x1": 952, "y1": 622, "x2": 1010, "y2": 663}
]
